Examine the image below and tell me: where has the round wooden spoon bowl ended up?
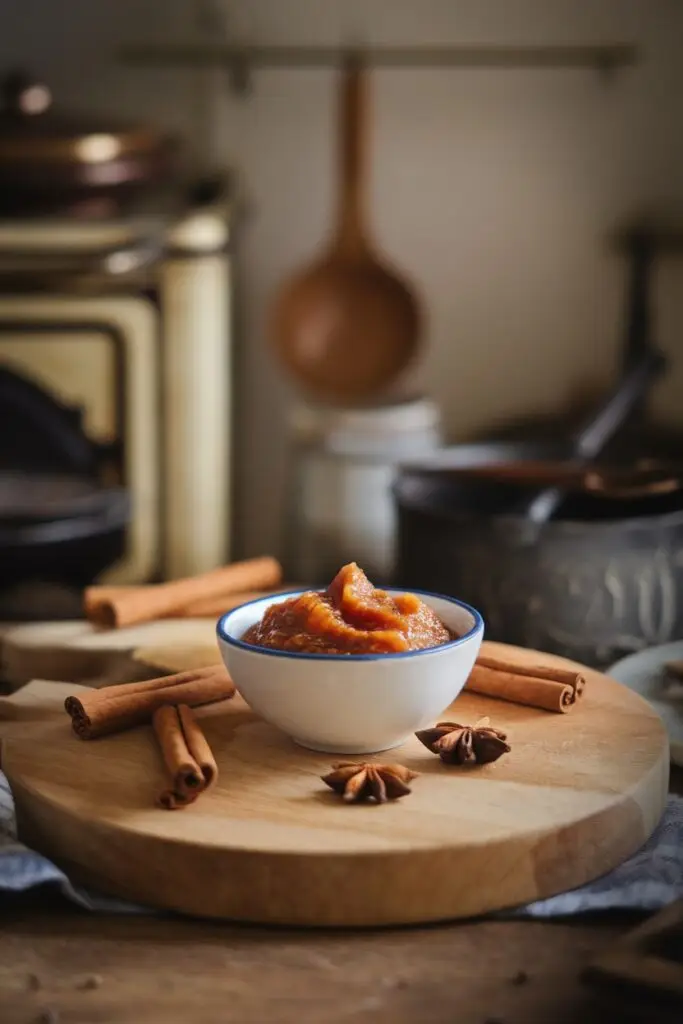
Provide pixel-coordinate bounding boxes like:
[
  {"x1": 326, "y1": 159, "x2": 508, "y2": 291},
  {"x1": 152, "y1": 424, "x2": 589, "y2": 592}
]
[{"x1": 272, "y1": 251, "x2": 420, "y2": 404}]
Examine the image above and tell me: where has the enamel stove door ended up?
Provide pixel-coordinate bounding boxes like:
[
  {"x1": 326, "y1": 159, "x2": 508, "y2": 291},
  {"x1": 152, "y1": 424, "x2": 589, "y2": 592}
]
[{"x1": 0, "y1": 294, "x2": 160, "y2": 584}]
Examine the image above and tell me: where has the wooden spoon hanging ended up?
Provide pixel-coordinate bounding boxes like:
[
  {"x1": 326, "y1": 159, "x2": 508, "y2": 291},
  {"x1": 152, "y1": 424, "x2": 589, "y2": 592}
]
[{"x1": 270, "y1": 54, "x2": 422, "y2": 405}]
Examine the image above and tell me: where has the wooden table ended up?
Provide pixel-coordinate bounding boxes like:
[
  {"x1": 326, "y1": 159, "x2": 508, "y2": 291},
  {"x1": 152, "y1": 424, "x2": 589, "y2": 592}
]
[{"x1": 2, "y1": 769, "x2": 679, "y2": 1024}]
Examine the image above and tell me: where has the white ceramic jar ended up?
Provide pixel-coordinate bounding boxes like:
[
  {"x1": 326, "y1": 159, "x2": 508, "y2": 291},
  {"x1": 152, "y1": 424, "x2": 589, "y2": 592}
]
[{"x1": 285, "y1": 396, "x2": 442, "y2": 585}]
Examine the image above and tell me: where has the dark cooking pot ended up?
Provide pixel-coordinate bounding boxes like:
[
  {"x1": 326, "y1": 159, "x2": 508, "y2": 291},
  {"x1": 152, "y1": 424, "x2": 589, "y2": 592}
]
[
  {"x1": 394, "y1": 440, "x2": 683, "y2": 670},
  {"x1": 0, "y1": 364, "x2": 131, "y2": 587},
  {"x1": 0, "y1": 475, "x2": 130, "y2": 588}
]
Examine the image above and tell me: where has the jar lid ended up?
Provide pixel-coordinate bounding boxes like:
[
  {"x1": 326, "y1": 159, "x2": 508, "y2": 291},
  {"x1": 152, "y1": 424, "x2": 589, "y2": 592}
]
[{"x1": 289, "y1": 397, "x2": 442, "y2": 457}]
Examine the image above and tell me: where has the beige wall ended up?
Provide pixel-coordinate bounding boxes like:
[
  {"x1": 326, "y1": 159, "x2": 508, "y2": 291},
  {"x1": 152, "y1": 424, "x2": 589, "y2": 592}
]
[{"x1": 1, "y1": 1, "x2": 682, "y2": 561}]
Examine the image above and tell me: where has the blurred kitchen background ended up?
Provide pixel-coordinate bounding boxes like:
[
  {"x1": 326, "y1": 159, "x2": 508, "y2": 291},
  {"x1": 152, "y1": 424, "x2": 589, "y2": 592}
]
[{"x1": 1, "y1": 0, "x2": 683, "y2": 668}]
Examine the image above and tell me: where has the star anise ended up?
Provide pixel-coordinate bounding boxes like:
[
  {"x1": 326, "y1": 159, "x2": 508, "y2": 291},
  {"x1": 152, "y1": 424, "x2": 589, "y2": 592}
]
[
  {"x1": 321, "y1": 762, "x2": 419, "y2": 803},
  {"x1": 415, "y1": 716, "x2": 510, "y2": 766}
]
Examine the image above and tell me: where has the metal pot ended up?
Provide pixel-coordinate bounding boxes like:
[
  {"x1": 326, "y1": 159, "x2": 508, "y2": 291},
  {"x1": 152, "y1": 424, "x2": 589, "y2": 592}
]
[
  {"x1": 0, "y1": 70, "x2": 179, "y2": 216},
  {"x1": 393, "y1": 222, "x2": 683, "y2": 669},
  {"x1": 394, "y1": 439, "x2": 683, "y2": 670},
  {"x1": 0, "y1": 364, "x2": 130, "y2": 588},
  {"x1": 0, "y1": 475, "x2": 130, "y2": 588}
]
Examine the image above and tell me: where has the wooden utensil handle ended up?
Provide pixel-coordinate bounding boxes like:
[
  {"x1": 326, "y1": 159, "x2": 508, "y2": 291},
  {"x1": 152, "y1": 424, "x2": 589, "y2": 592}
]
[{"x1": 335, "y1": 55, "x2": 368, "y2": 255}]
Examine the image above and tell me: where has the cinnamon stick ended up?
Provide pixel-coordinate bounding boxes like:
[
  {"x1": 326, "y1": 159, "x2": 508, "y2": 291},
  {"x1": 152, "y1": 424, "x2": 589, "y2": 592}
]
[
  {"x1": 477, "y1": 655, "x2": 585, "y2": 694},
  {"x1": 82, "y1": 583, "x2": 295, "y2": 623},
  {"x1": 64, "y1": 666, "x2": 235, "y2": 740},
  {"x1": 465, "y1": 655, "x2": 586, "y2": 713},
  {"x1": 83, "y1": 556, "x2": 283, "y2": 628},
  {"x1": 170, "y1": 584, "x2": 300, "y2": 619},
  {"x1": 153, "y1": 704, "x2": 218, "y2": 809}
]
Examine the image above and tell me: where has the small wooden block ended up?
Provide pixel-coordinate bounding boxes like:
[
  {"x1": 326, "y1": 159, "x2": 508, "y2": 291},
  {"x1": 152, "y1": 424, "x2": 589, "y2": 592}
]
[
  {"x1": 133, "y1": 644, "x2": 222, "y2": 676},
  {"x1": 0, "y1": 619, "x2": 220, "y2": 689},
  {"x1": 583, "y1": 899, "x2": 683, "y2": 1019}
]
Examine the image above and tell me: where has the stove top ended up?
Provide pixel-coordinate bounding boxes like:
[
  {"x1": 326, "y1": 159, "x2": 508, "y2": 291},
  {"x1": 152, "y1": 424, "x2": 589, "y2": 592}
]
[{"x1": 0, "y1": 171, "x2": 234, "y2": 256}]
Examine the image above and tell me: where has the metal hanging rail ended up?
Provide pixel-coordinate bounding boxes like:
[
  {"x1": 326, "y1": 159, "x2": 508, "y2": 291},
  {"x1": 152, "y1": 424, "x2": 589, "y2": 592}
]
[{"x1": 118, "y1": 42, "x2": 639, "y2": 94}]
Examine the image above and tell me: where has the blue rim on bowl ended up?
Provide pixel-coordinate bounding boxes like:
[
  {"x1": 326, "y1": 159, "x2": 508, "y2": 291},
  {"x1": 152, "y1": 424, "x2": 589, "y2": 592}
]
[{"x1": 216, "y1": 587, "x2": 484, "y2": 662}]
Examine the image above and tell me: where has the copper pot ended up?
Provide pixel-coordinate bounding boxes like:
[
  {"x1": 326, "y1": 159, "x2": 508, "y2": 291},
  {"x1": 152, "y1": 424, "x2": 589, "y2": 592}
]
[{"x1": 0, "y1": 70, "x2": 180, "y2": 216}]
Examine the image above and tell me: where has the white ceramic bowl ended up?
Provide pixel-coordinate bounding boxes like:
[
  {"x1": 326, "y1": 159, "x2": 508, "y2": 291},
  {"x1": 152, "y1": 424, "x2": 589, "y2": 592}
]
[{"x1": 216, "y1": 588, "x2": 484, "y2": 754}]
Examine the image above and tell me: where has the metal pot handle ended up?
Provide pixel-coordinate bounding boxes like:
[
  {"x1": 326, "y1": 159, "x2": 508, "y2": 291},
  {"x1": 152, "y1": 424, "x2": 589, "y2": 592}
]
[{"x1": 523, "y1": 345, "x2": 666, "y2": 526}]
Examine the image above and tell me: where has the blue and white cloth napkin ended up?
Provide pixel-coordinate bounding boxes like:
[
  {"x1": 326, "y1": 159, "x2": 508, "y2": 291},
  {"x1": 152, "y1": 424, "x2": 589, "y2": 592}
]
[{"x1": 1, "y1": 769, "x2": 682, "y2": 919}]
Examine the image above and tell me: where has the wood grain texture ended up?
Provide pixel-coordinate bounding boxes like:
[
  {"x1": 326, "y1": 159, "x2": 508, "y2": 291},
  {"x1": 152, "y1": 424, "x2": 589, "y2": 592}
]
[
  {"x1": 0, "y1": 904, "x2": 634, "y2": 1024},
  {"x1": 2, "y1": 643, "x2": 670, "y2": 927},
  {"x1": 0, "y1": 618, "x2": 220, "y2": 688},
  {"x1": 133, "y1": 642, "x2": 222, "y2": 675}
]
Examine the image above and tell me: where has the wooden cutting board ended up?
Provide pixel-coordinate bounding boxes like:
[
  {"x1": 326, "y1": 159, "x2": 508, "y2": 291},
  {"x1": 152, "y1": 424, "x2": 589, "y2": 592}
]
[
  {"x1": 1, "y1": 643, "x2": 670, "y2": 928},
  {"x1": 0, "y1": 618, "x2": 220, "y2": 689}
]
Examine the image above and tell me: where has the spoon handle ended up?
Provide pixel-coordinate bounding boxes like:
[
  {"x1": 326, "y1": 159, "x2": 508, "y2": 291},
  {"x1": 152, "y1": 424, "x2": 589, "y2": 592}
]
[{"x1": 335, "y1": 54, "x2": 369, "y2": 257}]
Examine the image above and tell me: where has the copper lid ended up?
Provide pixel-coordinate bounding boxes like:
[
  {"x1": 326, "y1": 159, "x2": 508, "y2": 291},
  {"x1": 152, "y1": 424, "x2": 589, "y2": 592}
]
[{"x1": 0, "y1": 70, "x2": 169, "y2": 166}]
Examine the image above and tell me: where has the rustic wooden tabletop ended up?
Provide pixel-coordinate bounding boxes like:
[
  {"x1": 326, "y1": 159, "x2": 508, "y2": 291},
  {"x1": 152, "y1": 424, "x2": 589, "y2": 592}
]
[
  {"x1": 0, "y1": 895, "x2": 641, "y2": 1024},
  {"x1": 2, "y1": 766, "x2": 680, "y2": 1024}
]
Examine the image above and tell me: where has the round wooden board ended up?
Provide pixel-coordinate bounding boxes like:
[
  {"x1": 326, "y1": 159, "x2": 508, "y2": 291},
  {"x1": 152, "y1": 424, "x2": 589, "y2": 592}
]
[{"x1": 3, "y1": 643, "x2": 670, "y2": 928}]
